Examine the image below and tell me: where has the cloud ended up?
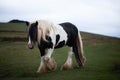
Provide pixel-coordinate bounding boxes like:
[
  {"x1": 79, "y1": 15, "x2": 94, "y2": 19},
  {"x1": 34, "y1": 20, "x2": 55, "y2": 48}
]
[{"x1": 0, "y1": 0, "x2": 120, "y2": 37}]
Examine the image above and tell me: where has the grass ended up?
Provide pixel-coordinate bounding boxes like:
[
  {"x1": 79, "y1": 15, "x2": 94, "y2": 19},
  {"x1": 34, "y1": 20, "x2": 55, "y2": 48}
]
[{"x1": 0, "y1": 23, "x2": 120, "y2": 80}]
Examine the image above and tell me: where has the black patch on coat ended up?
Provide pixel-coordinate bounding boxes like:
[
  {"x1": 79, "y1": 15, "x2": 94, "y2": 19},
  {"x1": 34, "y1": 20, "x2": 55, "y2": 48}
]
[
  {"x1": 38, "y1": 45, "x2": 46, "y2": 56},
  {"x1": 28, "y1": 23, "x2": 38, "y2": 42},
  {"x1": 59, "y1": 22, "x2": 78, "y2": 47},
  {"x1": 55, "y1": 40, "x2": 65, "y2": 48},
  {"x1": 56, "y1": 34, "x2": 60, "y2": 45},
  {"x1": 38, "y1": 36, "x2": 53, "y2": 56},
  {"x1": 38, "y1": 36, "x2": 53, "y2": 49}
]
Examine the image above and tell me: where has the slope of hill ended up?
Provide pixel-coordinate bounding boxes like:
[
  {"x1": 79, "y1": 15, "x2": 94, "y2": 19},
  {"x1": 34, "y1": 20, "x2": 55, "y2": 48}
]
[
  {"x1": 0, "y1": 23, "x2": 120, "y2": 80},
  {"x1": 81, "y1": 31, "x2": 120, "y2": 45},
  {"x1": 0, "y1": 23, "x2": 120, "y2": 43}
]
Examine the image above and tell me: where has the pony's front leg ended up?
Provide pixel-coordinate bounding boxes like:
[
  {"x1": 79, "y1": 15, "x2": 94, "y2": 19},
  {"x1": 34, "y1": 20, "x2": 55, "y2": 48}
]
[
  {"x1": 44, "y1": 48, "x2": 57, "y2": 70},
  {"x1": 37, "y1": 56, "x2": 50, "y2": 73},
  {"x1": 37, "y1": 48, "x2": 50, "y2": 73}
]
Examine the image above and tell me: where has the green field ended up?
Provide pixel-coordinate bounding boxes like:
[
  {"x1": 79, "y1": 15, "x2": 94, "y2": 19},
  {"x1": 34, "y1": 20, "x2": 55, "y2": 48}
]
[{"x1": 0, "y1": 23, "x2": 120, "y2": 80}]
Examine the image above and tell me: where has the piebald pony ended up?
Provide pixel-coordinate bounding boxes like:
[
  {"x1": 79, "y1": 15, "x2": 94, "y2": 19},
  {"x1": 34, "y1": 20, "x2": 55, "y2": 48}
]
[{"x1": 26, "y1": 20, "x2": 86, "y2": 73}]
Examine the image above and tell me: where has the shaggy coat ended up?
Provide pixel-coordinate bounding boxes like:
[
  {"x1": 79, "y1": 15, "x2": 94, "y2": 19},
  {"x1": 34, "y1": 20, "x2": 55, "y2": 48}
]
[{"x1": 26, "y1": 20, "x2": 86, "y2": 73}]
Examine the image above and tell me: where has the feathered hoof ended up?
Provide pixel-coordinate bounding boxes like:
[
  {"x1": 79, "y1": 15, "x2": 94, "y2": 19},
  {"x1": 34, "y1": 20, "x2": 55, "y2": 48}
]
[
  {"x1": 61, "y1": 63, "x2": 73, "y2": 70},
  {"x1": 81, "y1": 56, "x2": 86, "y2": 67},
  {"x1": 78, "y1": 56, "x2": 86, "y2": 67},
  {"x1": 37, "y1": 58, "x2": 57, "y2": 73},
  {"x1": 37, "y1": 64, "x2": 50, "y2": 73},
  {"x1": 46, "y1": 58, "x2": 57, "y2": 70}
]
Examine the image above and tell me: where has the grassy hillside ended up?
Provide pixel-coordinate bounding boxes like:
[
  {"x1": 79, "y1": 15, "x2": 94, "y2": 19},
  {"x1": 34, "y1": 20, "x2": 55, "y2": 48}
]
[{"x1": 0, "y1": 23, "x2": 120, "y2": 80}]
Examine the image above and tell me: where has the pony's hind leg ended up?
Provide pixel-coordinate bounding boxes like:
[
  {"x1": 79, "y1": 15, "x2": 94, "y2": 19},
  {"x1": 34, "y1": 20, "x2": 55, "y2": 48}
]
[
  {"x1": 73, "y1": 41, "x2": 86, "y2": 67},
  {"x1": 61, "y1": 47, "x2": 73, "y2": 70}
]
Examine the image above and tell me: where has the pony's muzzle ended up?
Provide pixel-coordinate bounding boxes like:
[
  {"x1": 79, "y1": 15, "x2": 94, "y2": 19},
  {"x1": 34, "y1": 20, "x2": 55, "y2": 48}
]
[{"x1": 28, "y1": 42, "x2": 34, "y2": 49}]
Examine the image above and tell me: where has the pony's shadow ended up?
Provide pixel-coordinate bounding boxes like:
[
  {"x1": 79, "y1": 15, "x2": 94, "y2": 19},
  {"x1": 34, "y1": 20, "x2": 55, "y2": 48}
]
[{"x1": 19, "y1": 72, "x2": 41, "y2": 77}]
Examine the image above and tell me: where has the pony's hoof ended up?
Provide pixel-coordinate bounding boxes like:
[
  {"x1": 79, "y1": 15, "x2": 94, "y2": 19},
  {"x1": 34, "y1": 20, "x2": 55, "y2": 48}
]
[
  {"x1": 81, "y1": 56, "x2": 86, "y2": 67},
  {"x1": 46, "y1": 58, "x2": 57, "y2": 70},
  {"x1": 61, "y1": 63, "x2": 73, "y2": 70},
  {"x1": 37, "y1": 64, "x2": 49, "y2": 73}
]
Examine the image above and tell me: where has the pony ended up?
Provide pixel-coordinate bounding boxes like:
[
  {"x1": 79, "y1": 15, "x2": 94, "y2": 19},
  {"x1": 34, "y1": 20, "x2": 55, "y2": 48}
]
[{"x1": 26, "y1": 20, "x2": 86, "y2": 73}]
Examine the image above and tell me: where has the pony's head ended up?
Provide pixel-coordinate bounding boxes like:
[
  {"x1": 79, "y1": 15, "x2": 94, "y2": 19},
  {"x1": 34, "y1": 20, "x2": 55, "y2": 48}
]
[
  {"x1": 26, "y1": 21, "x2": 38, "y2": 49},
  {"x1": 26, "y1": 20, "x2": 54, "y2": 49}
]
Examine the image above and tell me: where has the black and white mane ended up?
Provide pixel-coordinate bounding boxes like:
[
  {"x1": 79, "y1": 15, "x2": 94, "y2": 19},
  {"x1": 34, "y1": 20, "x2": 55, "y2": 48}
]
[{"x1": 26, "y1": 20, "x2": 86, "y2": 73}]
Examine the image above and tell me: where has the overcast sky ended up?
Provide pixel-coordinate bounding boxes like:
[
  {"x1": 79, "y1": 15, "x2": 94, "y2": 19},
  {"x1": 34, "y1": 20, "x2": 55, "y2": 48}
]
[{"x1": 0, "y1": 0, "x2": 120, "y2": 38}]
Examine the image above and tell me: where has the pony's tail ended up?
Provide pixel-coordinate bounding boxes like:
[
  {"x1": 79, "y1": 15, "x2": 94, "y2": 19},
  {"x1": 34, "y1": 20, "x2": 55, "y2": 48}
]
[{"x1": 74, "y1": 32, "x2": 86, "y2": 67}]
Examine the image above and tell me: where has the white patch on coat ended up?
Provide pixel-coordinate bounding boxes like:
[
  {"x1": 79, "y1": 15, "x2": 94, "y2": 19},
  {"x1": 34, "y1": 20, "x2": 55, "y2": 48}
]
[
  {"x1": 54, "y1": 24, "x2": 68, "y2": 46},
  {"x1": 37, "y1": 56, "x2": 45, "y2": 72},
  {"x1": 28, "y1": 36, "x2": 31, "y2": 45},
  {"x1": 44, "y1": 48, "x2": 54, "y2": 61}
]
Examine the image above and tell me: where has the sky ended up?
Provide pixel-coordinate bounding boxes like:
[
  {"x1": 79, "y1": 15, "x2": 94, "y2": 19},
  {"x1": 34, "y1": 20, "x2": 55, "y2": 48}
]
[{"x1": 0, "y1": 0, "x2": 120, "y2": 38}]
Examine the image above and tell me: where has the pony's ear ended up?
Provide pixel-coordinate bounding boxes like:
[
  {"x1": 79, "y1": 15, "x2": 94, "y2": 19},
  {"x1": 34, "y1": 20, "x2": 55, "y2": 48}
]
[
  {"x1": 26, "y1": 21, "x2": 30, "y2": 26},
  {"x1": 35, "y1": 21, "x2": 38, "y2": 26}
]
